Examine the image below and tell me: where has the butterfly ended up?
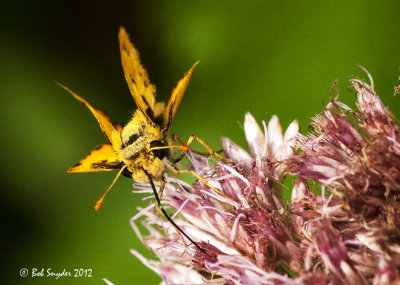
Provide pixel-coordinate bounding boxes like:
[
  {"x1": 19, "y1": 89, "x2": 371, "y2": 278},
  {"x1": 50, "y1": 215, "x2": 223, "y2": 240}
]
[
  {"x1": 59, "y1": 27, "x2": 210, "y2": 209},
  {"x1": 60, "y1": 28, "x2": 229, "y2": 254}
]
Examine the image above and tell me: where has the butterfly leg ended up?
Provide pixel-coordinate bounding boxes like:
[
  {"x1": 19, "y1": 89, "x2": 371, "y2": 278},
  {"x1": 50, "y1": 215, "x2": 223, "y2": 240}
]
[
  {"x1": 172, "y1": 134, "x2": 228, "y2": 163},
  {"x1": 172, "y1": 134, "x2": 212, "y2": 156}
]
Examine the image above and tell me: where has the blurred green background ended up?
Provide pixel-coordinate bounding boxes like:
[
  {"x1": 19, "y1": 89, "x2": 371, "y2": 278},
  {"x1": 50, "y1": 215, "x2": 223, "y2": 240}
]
[{"x1": 2, "y1": 1, "x2": 400, "y2": 284}]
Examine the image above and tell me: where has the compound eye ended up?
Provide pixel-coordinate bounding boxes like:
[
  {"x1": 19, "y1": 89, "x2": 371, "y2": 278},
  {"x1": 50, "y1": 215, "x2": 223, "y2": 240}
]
[{"x1": 149, "y1": 140, "x2": 168, "y2": 159}]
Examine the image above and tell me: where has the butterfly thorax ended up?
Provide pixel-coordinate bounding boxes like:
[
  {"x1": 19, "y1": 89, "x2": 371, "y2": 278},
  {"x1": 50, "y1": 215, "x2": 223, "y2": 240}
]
[{"x1": 120, "y1": 110, "x2": 171, "y2": 181}]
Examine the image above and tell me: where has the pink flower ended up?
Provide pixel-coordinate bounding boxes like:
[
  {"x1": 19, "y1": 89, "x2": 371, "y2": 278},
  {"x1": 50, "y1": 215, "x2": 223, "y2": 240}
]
[
  {"x1": 285, "y1": 71, "x2": 400, "y2": 284},
  {"x1": 129, "y1": 70, "x2": 400, "y2": 284}
]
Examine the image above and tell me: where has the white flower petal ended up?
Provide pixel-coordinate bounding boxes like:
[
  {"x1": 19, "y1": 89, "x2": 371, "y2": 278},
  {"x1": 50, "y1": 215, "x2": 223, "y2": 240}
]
[
  {"x1": 276, "y1": 119, "x2": 299, "y2": 159},
  {"x1": 244, "y1": 112, "x2": 266, "y2": 159},
  {"x1": 267, "y1": 115, "x2": 283, "y2": 156},
  {"x1": 283, "y1": 119, "x2": 299, "y2": 143},
  {"x1": 159, "y1": 262, "x2": 204, "y2": 284},
  {"x1": 102, "y1": 278, "x2": 115, "y2": 285},
  {"x1": 221, "y1": 136, "x2": 253, "y2": 173},
  {"x1": 291, "y1": 178, "x2": 310, "y2": 202},
  {"x1": 262, "y1": 120, "x2": 270, "y2": 156}
]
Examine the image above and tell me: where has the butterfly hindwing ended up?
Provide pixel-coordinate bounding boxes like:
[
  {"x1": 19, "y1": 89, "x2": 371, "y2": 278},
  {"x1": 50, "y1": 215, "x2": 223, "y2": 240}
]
[{"x1": 68, "y1": 144, "x2": 121, "y2": 173}]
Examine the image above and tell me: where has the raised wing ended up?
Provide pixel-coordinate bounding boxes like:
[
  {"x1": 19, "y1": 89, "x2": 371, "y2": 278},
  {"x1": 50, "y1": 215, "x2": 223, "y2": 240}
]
[
  {"x1": 59, "y1": 83, "x2": 122, "y2": 152},
  {"x1": 119, "y1": 27, "x2": 165, "y2": 124},
  {"x1": 163, "y1": 61, "x2": 198, "y2": 132},
  {"x1": 68, "y1": 144, "x2": 121, "y2": 173}
]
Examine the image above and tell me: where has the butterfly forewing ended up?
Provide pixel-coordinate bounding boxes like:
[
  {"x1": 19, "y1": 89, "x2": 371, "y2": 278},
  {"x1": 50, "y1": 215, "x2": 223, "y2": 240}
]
[
  {"x1": 163, "y1": 61, "x2": 199, "y2": 132},
  {"x1": 119, "y1": 27, "x2": 165, "y2": 125},
  {"x1": 58, "y1": 83, "x2": 122, "y2": 153}
]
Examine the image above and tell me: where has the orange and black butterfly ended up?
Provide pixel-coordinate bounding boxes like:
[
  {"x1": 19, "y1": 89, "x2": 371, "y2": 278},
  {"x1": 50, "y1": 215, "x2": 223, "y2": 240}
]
[
  {"x1": 60, "y1": 27, "x2": 203, "y2": 211},
  {"x1": 61, "y1": 28, "x2": 228, "y2": 253}
]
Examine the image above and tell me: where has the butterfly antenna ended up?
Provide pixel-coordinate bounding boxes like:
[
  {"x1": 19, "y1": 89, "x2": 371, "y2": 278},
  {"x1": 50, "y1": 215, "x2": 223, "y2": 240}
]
[{"x1": 94, "y1": 165, "x2": 128, "y2": 210}]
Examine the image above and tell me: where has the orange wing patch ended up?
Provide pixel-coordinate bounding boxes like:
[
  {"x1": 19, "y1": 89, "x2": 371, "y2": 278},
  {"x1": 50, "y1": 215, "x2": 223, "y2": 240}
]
[{"x1": 68, "y1": 144, "x2": 121, "y2": 173}]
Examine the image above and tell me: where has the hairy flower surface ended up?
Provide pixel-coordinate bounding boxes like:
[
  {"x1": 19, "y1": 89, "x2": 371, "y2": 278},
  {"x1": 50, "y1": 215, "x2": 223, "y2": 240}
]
[
  {"x1": 284, "y1": 74, "x2": 400, "y2": 284},
  {"x1": 130, "y1": 72, "x2": 400, "y2": 285}
]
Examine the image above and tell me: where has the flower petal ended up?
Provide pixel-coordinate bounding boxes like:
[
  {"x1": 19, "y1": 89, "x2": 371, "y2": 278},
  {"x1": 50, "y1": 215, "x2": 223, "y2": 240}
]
[
  {"x1": 244, "y1": 112, "x2": 266, "y2": 159},
  {"x1": 276, "y1": 119, "x2": 299, "y2": 160},
  {"x1": 221, "y1": 136, "x2": 253, "y2": 173},
  {"x1": 267, "y1": 115, "x2": 283, "y2": 156}
]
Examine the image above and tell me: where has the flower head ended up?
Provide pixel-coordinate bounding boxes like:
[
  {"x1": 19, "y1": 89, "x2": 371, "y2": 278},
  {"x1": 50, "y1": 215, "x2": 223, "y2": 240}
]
[
  {"x1": 130, "y1": 71, "x2": 400, "y2": 284},
  {"x1": 283, "y1": 73, "x2": 400, "y2": 284}
]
